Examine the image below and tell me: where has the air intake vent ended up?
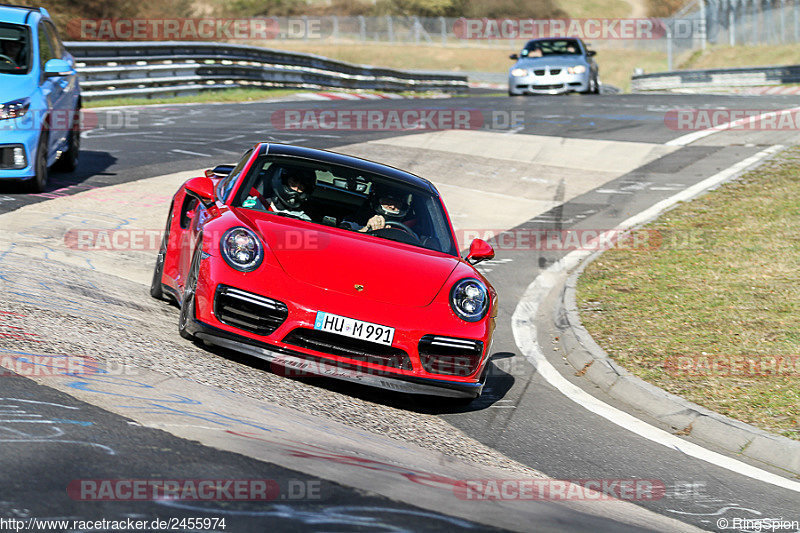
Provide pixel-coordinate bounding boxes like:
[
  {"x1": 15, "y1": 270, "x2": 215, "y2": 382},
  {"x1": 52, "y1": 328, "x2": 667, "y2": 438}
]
[
  {"x1": 283, "y1": 328, "x2": 412, "y2": 370},
  {"x1": 214, "y1": 285, "x2": 288, "y2": 336},
  {"x1": 418, "y1": 335, "x2": 483, "y2": 376}
]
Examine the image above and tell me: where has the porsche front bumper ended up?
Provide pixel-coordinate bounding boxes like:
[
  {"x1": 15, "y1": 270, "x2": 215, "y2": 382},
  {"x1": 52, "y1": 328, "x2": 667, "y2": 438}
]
[{"x1": 187, "y1": 318, "x2": 486, "y2": 398}]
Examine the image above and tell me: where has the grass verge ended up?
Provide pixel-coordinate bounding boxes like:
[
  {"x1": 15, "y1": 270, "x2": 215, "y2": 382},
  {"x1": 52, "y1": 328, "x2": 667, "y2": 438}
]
[
  {"x1": 679, "y1": 43, "x2": 800, "y2": 70},
  {"x1": 83, "y1": 87, "x2": 305, "y2": 108},
  {"x1": 576, "y1": 146, "x2": 800, "y2": 440}
]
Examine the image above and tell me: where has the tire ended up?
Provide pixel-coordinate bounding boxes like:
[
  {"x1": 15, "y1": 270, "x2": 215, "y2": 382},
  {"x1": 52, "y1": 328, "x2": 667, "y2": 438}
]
[
  {"x1": 150, "y1": 211, "x2": 173, "y2": 300},
  {"x1": 53, "y1": 107, "x2": 80, "y2": 173},
  {"x1": 584, "y1": 76, "x2": 599, "y2": 95},
  {"x1": 25, "y1": 130, "x2": 48, "y2": 193},
  {"x1": 178, "y1": 241, "x2": 202, "y2": 340}
]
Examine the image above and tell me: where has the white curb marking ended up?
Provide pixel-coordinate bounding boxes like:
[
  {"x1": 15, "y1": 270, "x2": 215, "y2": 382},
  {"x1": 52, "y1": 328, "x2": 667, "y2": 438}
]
[{"x1": 512, "y1": 144, "x2": 800, "y2": 493}]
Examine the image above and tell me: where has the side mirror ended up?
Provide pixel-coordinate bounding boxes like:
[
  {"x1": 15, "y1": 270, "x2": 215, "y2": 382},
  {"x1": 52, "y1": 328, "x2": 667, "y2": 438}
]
[
  {"x1": 465, "y1": 239, "x2": 495, "y2": 265},
  {"x1": 586, "y1": 50, "x2": 597, "y2": 57},
  {"x1": 509, "y1": 53, "x2": 519, "y2": 60},
  {"x1": 43, "y1": 58, "x2": 74, "y2": 78},
  {"x1": 185, "y1": 176, "x2": 216, "y2": 207},
  {"x1": 205, "y1": 164, "x2": 235, "y2": 178}
]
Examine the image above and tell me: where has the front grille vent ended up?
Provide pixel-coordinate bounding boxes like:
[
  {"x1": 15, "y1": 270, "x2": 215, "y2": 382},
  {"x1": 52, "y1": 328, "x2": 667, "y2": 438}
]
[
  {"x1": 282, "y1": 328, "x2": 412, "y2": 370},
  {"x1": 214, "y1": 285, "x2": 288, "y2": 336},
  {"x1": 418, "y1": 335, "x2": 484, "y2": 376}
]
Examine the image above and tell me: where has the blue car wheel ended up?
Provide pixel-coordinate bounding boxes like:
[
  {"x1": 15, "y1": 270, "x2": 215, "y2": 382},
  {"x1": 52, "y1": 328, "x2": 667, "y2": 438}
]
[{"x1": 25, "y1": 129, "x2": 48, "y2": 193}]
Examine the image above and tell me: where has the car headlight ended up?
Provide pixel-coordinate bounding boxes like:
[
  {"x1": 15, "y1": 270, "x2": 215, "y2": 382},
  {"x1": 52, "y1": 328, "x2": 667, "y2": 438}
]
[
  {"x1": 0, "y1": 97, "x2": 30, "y2": 120},
  {"x1": 450, "y1": 278, "x2": 490, "y2": 322},
  {"x1": 567, "y1": 65, "x2": 587, "y2": 74},
  {"x1": 220, "y1": 227, "x2": 263, "y2": 272},
  {"x1": 510, "y1": 68, "x2": 528, "y2": 77}
]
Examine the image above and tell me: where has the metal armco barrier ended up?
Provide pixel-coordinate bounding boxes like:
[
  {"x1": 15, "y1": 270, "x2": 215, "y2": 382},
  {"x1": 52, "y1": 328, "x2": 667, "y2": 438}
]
[
  {"x1": 631, "y1": 64, "x2": 800, "y2": 92},
  {"x1": 64, "y1": 41, "x2": 469, "y2": 100}
]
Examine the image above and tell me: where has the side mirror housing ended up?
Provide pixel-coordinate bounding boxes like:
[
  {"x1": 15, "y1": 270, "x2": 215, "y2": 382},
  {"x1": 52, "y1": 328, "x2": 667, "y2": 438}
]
[
  {"x1": 205, "y1": 164, "x2": 235, "y2": 178},
  {"x1": 465, "y1": 238, "x2": 495, "y2": 265},
  {"x1": 509, "y1": 53, "x2": 519, "y2": 60},
  {"x1": 185, "y1": 176, "x2": 216, "y2": 207},
  {"x1": 43, "y1": 58, "x2": 74, "y2": 78},
  {"x1": 586, "y1": 50, "x2": 597, "y2": 57}
]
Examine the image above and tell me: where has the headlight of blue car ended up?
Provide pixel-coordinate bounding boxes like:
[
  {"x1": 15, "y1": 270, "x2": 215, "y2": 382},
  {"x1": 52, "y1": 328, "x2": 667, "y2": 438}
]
[
  {"x1": 567, "y1": 65, "x2": 587, "y2": 74},
  {"x1": 510, "y1": 68, "x2": 528, "y2": 77},
  {"x1": 0, "y1": 97, "x2": 30, "y2": 120}
]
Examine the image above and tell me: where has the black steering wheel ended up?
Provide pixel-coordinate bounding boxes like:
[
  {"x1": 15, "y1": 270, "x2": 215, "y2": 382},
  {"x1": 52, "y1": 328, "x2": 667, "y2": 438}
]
[
  {"x1": 369, "y1": 220, "x2": 420, "y2": 244},
  {"x1": 0, "y1": 54, "x2": 17, "y2": 67}
]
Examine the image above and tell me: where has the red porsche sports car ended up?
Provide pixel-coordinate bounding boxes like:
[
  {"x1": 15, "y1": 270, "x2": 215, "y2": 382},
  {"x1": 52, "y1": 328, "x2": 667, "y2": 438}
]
[{"x1": 151, "y1": 143, "x2": 497, "y2": 399}]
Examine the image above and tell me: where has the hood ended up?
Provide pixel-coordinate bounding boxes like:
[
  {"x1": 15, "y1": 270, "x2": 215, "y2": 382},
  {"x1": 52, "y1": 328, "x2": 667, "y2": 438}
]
[
  {"x1": 243, "y1": 212, "x2": 459, "y2": 307},
  {"x1": 515, "y1": 56, "x2": 587, "y2": 68},
  {"x1": 0, "y1": 74, "x2": 35, "y2": 103}
]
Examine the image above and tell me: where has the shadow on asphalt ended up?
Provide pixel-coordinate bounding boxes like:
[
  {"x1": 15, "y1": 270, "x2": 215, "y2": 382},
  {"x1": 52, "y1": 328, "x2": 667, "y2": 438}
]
[
  {"x1": 197, "y1": 339, "x2": 517, "y2": 415},
  {"x1": 0, "y1": 150, "x2": 116, "y2": 195}
]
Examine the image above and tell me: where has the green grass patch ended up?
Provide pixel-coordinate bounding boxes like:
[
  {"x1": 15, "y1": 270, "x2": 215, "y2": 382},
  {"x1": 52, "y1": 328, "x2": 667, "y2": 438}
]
[
  {"x1": 679, "y1": 42, "x2": 800, "y2": 70},
  {"x1": 576, "y1": 146, "x2": 800, "y2": 440},
  {"x1": 84, "y1": 87, "x2": 305, "y2": 108}
]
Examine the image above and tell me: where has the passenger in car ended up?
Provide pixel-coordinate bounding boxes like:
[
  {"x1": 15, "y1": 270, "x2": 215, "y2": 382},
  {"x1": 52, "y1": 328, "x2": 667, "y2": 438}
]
[
  {"x1": 340, "y1": 183, "x2": 414, "y2": 232},
  {"x1": 243, "y1": 167, "x2": 316, "y2": 221}
]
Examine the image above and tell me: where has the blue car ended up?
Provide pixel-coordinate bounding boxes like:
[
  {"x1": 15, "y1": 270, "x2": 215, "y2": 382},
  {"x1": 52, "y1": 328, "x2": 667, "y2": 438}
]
[
  {"x1": 0, "y1": 5, "x2": 80, "y2": 192},
  {"x1": 508, "y1": 38, "x2": 599, "y2": 96}
]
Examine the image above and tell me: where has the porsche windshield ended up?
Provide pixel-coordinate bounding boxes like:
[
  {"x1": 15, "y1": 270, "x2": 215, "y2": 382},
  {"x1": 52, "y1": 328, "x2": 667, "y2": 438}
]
[
  {"x1": 0, "y1": 23, "x2": 31, "y2": 74},
  {"x1": 232, "y1": 156, "x2": 458, "y2": 256}
]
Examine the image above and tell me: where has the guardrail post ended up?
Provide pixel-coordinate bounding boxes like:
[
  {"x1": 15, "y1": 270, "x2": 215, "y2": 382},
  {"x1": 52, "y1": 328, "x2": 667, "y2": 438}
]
[
  {"x1": 387, "y1": 15, "x2": 394, "y2": 42},
  {"x1": 770, "y1": 0, "x2": 777, "y2": 43},
  {"x1": 413, "y1": 16, "x2": 421, "y2": 43},
  {"x1": 332, "y1": 16, "x2": 339, "y2": 42},
  {"x1": 440, "y1": 17, "x2": 447, "y2": 44},
  {"x1": 780, "y1": 0, "x2": 787, "y2": 41},
  {"x1": 700, "y1": 0, "x2": 708, "y2": 49},
  {"x1": 358, "y1": 15, "x2": 366, "y2": 41},
  {"x1": 302, "y1": 15, "x2": 309, "y2": 42},
  {"x1": 729, "y1": 0, "x2": 736, "y2": 45},
  {"x1": 795, "y1": 0, "x2": 799, "y2": 41},
  {"x1": 667, "y1": 23, "x2": 674, "y2": 70},
  {"x1": 752, "y1": 0, "x2": 759, "y2": 44}
]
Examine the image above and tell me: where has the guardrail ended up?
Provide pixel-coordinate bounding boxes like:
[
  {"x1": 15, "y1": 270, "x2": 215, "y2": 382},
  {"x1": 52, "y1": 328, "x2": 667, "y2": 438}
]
[
  {"x1": 631, "y1": 64, "x2": 800, "y2": 92},
  {"x1": 64, "y1": 41, "x2": 469, "y2": 101}
]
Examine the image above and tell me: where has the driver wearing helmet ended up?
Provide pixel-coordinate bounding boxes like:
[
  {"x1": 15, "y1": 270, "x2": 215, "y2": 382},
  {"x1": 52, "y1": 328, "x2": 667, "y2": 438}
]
[
  {"x1": 257, "y1": 167, "x2": 315, "y2": 220},
  {"x1": 0, "y1": 37, "x2": 24, "y2": 67},
  {"x1": 358, "y1": 183, "x2": 413, "y2": 232}
]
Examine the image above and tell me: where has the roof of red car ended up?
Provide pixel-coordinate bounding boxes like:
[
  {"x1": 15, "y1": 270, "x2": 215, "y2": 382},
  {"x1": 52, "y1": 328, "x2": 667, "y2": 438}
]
[{"x1": 258, "y1": 143, "x2": 438, "y2": 195}]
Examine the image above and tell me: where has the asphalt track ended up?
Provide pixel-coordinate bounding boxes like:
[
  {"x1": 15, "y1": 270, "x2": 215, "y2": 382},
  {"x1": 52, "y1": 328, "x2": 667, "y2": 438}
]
[{"x1": 0, "y1": 92, "x2": 799, "y2": 532}]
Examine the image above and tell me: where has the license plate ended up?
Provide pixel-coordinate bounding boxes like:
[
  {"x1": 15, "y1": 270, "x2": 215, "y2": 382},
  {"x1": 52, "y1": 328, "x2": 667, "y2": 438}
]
[{"x1": 313, "y1": 312, "x2": 395, "y2": 346}]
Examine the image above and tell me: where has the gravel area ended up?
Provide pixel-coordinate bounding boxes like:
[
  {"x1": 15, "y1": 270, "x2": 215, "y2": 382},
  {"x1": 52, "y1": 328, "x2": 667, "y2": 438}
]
[{"x1": 0, "y1": 251, "x2": 545, "y2": 479}]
